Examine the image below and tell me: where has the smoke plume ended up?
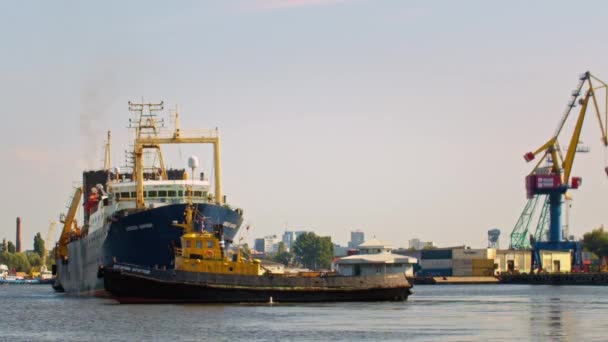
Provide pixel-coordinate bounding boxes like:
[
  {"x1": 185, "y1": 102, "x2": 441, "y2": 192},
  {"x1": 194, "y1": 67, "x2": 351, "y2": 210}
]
[{"x1": 79, "y1": 71, "x2": 116, "y2": 170}]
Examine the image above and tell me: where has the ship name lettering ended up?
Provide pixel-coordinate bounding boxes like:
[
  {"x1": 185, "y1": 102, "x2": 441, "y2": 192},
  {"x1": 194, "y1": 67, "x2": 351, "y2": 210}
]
[
  {"x1": 222, "y1": 221, "x2": 237, "y2": 229},
  {"x1": 131, "y1": 267, "x2": 151, "y2": 275},
  {"x1": 126, "y1": 223, "x2": 153, "y2": 232}
]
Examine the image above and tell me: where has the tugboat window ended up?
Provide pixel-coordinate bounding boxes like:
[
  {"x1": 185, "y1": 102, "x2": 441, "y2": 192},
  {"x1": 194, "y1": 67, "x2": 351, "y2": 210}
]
[
  {"x1": 196, "y1": 241, "x2": 202, "y2": 249},
  {"x1": 148, "y1": 191, "x2": 158, "y2": 197},
  {"x1": 186, "y1": 240, "x2": 192, "y2": 248},
  {"x1": 178, "y1": 190, "x2": 184, "y2": 197},
  {"x1": 207, "y1": 241, "x2": 213, "y2": 248},
  {"x1": 120, "y1": 192, "x2": 130, "y2": 198},
  {"x1": 168, "y1": 190, "x2": 177, "y2": 197},
  {"x1": 158, "y1": 190, "x2": 167, "y2": 197}
]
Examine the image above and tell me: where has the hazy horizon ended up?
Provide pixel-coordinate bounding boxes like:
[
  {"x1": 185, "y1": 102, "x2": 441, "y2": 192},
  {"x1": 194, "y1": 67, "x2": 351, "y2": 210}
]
[{"x1": 2, "y1": 0, "x2": 608, "y2": 251}]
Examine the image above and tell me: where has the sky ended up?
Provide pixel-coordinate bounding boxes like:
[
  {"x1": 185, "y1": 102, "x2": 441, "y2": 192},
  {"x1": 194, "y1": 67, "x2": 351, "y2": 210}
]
[{"x1": 2, "y1": 0, "x2": 608, "y2": 250}]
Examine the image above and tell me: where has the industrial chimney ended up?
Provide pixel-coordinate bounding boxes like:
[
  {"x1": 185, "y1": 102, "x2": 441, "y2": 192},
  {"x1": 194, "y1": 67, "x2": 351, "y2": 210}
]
[{"x1": 16, "y1": 217, "x2": 22, "y2": 253}]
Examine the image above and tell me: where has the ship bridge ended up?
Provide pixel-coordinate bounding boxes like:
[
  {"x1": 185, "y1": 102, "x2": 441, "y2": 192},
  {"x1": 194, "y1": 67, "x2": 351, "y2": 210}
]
[{"x1": 111, "y1": 179, "x2": 212, "y2": 205}]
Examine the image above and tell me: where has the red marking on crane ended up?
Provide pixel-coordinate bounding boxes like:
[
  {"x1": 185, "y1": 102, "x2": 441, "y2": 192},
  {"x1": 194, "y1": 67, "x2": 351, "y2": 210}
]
[{"x1": 524, "y1": 152, "x2": 535, "y2": 162}]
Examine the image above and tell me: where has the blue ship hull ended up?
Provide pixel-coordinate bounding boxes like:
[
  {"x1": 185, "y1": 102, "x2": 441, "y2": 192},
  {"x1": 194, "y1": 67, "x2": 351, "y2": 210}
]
[{"x1": 55, "y1": 203, "x2": 243, "y2": 295}]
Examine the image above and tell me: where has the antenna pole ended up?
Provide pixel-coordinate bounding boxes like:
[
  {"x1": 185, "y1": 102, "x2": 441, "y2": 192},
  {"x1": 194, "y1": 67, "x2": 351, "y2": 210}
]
[
  {"x1": 213, "y1": 132, "x2": 223, "y2": 204},
  {"x1": 104, "y1": 131, "x2": 111, "y2": 170}
]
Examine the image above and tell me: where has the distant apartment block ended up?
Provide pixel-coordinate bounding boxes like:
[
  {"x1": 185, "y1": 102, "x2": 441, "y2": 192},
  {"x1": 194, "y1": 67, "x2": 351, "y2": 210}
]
[
  {"x1": 254, "y1": 235, "x2": 280, "y2": 254},
  {"x1": 408, "y1": 238, "x2": 435, "y2": 250},
  {"x1": 348, "y1": 230, "x2": 365, "y2": 248},
  {"x1": 333, "y1": 244, "x2": 349, "y2": 257},
  {"x1": 254, "y1": 238, "x2": 265, "y2": 253},
  {"x1": 282, "y1": 230, "x2": 311, "y2": 251}
]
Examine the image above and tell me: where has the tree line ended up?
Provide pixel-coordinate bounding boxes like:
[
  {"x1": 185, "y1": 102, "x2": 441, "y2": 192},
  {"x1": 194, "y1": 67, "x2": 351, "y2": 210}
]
[
  {"x1": 582, "y1": 226, "x2": 608, "y2": 259},
  {"x1": 0, "y1": 232, "x2": 51, "y2": 273},
  {"x1": 242, "y1": 232, "x2": 334, "y2": 270}
]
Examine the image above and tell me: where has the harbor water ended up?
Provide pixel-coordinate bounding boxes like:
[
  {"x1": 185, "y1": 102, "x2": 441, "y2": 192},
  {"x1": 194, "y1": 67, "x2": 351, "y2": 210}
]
[{"x1": 1, "y1": 284, "x2": 606, "y2": 341}]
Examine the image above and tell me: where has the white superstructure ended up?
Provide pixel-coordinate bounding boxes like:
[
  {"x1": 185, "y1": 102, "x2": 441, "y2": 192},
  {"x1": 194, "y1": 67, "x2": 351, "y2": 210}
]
[{"x1": 86, "y1": 177, "x2": 213, "y2": 233}]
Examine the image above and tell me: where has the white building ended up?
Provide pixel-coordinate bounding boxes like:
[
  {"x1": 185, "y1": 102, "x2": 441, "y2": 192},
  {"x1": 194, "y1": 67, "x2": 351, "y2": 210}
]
[
  {"x1": 0, "y1": 264, "x2": 8, "y2": 279},
  {"x1": 334, "y1": 238, "x2": 418, "y2": 277},
  {"x1": 254, "y1": 235, "x2": 280, "y2": 254}
]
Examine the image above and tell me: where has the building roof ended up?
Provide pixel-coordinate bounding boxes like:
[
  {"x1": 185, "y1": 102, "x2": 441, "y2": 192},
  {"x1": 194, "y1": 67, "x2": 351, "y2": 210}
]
[
  {"x1": 335, "y1": 253, "x2": 417, "y2": 264},
  {"x1": 358, "y1": 238, "x2": 392, "y2": 249}
]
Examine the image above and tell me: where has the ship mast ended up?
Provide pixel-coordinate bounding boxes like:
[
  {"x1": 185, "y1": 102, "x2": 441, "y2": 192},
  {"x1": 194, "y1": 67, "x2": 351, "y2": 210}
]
[
  {"x1": 131, "y1": 103, "x2": 223, "y2": 209},
  {"x1": 128, "y1": 101, "x2": 167, "y2": 180}
]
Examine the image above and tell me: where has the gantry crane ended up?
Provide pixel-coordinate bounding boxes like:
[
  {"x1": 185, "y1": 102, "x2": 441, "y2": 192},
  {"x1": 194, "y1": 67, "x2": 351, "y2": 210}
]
[{"x1": 516, "y1": 71, "x2": 608, "y2": 271}]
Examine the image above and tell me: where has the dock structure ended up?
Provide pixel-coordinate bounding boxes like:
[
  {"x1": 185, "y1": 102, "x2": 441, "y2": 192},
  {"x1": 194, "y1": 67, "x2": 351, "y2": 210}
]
[
  {"x1": 498, "y1": 272, "x2": 608, "y2": 285},
  {"x1": 410, "y1": 276, "x2": 498, "y2": 285}
]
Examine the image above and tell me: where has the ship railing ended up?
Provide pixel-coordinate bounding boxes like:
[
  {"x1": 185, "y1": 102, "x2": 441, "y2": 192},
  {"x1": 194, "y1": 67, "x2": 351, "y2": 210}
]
[
  {"x1": 150, "y1": 128, "x2": 219, "y2": 139},
  {"x1": 175, "y1": 248, "x2": 183, "y2": 255}
]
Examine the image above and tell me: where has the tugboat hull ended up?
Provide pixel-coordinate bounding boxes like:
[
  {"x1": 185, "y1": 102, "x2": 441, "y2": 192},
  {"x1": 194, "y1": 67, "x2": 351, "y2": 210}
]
[{"x1": 103, "y1": 264, "x2": 412, "y2": 303}]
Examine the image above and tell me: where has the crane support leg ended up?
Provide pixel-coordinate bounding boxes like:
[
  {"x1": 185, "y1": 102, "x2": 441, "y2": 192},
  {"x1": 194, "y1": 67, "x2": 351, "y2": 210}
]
[
  {"x1": 549, "y1": 192, "x2": 563, "y2": 243},
  {"x1": 532, "y1": 240, "x2": 583, "y2": 272}
]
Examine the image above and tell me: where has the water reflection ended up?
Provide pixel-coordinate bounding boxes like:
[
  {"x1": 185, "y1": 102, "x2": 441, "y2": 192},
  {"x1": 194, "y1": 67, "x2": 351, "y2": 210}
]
[
  {"x1": 547, "y1": 297, "x2": 564, "y2": 338},
  {"x1": 1, "y1": 285, "x2": 607, "y2": 341}
]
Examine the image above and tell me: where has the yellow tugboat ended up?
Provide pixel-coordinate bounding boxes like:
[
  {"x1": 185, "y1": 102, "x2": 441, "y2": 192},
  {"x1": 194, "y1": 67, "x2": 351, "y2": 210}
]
[
  {"x1": 173, "y1": 204, "x2": 262, "y2": 276},
  {"x1": 102, "y1": 202, "x2": 412, "y2": 303}
]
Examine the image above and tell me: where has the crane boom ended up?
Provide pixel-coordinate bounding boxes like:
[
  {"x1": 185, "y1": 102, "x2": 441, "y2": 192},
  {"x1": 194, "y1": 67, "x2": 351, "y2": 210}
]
[
  {"x1": 562, "y1": 90, "x2": 592, "y2": 183},
  {"x1": 57, "y1": 187, "x2": 83, "y2": 261}
]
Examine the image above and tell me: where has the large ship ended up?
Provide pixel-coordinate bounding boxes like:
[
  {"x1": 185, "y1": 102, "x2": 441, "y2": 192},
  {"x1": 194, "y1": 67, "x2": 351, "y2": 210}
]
[{"x1": 53, "y1": 101, "x2": 244, "y2": 296}]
